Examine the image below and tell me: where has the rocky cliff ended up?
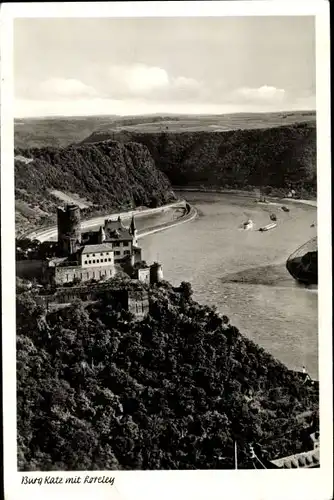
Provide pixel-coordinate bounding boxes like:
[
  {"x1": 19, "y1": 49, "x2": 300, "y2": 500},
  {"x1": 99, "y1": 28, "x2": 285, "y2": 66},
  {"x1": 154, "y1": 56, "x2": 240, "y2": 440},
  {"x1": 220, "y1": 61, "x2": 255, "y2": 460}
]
[
  {"x1": 286, "y1": 237, "x2": 318, "y2": 285},
  {"x1": 81, "y1": 122, "x2": 316, "y2": 197},
  {"x1": 15, "y1": 141, "x2": 175, "y2": 235}
]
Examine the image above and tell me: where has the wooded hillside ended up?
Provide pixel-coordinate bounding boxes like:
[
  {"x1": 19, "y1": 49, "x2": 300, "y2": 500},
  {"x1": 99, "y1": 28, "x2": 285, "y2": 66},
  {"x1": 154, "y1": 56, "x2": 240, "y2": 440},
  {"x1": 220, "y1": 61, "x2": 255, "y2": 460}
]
[
  {"x1": 15, "y1": 141, "x2": 175, "y2": 235},
  {"x1": 81, "y1": 122, "x2": 316, "y2": 197},
  {"x1": 17, "y1": 278, "x2": 318, "y2": 471}
]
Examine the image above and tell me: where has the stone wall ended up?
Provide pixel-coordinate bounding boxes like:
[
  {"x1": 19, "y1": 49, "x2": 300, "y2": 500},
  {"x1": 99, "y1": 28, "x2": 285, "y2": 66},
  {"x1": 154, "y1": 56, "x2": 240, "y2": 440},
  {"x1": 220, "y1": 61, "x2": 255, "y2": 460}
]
[
  {"x1": 128, "y1": 290, "x2": 150, "y2": 319},
  {"x1": 36, "y1": 286, "x2": 150, "y2": 320},
  {"x1": 135, "y1": 267, "x2": 150, "y2": 284},
  {"x1": 51, "y1": 264, "x2": 115, "y2": 285}
]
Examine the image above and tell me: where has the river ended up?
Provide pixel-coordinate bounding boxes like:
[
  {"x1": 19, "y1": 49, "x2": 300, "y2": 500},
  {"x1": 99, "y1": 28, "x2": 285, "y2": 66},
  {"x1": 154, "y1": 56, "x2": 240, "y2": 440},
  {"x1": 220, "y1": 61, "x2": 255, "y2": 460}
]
[{"x1": 139, "y1": 191, "x2": 318, "y2": 380}]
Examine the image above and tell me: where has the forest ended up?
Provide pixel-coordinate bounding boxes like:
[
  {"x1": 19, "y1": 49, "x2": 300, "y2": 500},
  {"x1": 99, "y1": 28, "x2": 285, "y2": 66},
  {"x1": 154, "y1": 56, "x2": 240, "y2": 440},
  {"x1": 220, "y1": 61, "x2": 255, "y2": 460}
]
[
  {"x1": 14, "y1": 141, "x2": 175, "y2": 235},
  {"x1": 81, "y1": 122, "x2": 317, "y2": 198},
  {"x1": 17, "y1": 277, "x2": 318, "y2": 471}
]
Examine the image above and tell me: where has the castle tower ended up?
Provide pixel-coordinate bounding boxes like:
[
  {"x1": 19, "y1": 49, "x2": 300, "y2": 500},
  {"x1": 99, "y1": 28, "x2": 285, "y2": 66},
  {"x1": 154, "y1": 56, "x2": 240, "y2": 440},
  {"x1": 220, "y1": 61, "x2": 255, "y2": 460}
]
[
  {"x1": 98, "y1": 226, "x2": 106, "y2": 243},
  {"x1": 150, "y1": 262, "x2": 163, "y2": 284},
  {"x1": 57, "y1": 204, "x2": 81, "y2": 256},
  {"x1": 129, "y1": 215, "x2": 138, "y2": 245},
  {"x1": 117, "y1": 215, "x2": 125, "y2": 230}
]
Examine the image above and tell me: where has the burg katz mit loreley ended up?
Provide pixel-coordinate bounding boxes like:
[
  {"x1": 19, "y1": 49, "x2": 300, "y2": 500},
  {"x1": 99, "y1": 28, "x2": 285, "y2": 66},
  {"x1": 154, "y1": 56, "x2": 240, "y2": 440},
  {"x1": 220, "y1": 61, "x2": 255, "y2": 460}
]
[{"x1": 13, "y1": 14, "x2": 321, "y2": 476}]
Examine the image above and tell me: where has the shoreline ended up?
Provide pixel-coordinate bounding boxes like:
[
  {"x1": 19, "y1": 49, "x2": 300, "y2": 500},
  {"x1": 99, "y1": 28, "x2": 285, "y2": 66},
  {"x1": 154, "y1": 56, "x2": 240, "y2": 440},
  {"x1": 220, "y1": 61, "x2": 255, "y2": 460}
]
[
  {"x1": 18, "y1": 189, "x2": 317, "y2": 241},
  {"x1": 174, "y1": 187, "x2": 317, "y2": 208}
]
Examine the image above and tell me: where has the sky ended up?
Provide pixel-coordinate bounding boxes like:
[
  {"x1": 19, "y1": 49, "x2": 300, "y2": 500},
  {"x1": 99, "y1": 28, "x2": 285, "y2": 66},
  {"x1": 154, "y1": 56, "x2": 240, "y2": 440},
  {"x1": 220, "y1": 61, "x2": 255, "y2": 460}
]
[{"x1": 14, "y1": 16, "x2": 316, "y2": 117}]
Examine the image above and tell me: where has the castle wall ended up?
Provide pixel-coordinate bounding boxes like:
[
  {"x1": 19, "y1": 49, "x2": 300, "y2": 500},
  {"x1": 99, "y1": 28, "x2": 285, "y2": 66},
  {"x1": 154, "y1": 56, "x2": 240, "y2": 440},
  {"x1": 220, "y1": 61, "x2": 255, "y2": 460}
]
[
  {"x1": 36, "y1": 286, "x2": 149, "y2": 320},
  {"x1": 111, "y1": 241, "x2": 133, "y2": 261},
  {"x1": 150, "y1": 263, "x2": 163, "y2": 284},
  {"x1": 128, "y1": 290, "x2": 150, "y2": 319},
  {"x1": 49, "y1": 264, "x2": 115, "y2": 285},
  {"x1": 80, "y1": 251, "x2": 114, "y2": 268},
  {"x1": 135, "y1": 268, "x2": 150, "y2": 284}
]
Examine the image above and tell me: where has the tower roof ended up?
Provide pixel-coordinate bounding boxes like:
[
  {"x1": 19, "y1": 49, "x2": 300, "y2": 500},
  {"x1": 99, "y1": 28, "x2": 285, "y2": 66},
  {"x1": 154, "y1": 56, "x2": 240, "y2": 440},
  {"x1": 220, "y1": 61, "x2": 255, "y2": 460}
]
[{"x1": 129, "y1": 215, "x2": 137, "y2": 235}]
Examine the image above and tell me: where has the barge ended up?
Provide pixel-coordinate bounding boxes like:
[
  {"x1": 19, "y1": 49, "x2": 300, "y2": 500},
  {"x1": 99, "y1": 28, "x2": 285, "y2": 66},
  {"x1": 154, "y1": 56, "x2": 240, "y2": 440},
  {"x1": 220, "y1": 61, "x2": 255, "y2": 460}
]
[{"x1": 259, "y1": 222, "x2": 277, "y2": 232}]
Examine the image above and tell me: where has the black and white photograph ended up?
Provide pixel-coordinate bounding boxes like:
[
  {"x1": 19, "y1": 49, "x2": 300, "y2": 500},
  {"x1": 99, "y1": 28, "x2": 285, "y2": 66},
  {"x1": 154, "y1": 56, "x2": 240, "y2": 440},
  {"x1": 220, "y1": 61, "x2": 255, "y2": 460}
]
[{"x1": 1, "y1": 1, "x2": 332, "y2": 499}]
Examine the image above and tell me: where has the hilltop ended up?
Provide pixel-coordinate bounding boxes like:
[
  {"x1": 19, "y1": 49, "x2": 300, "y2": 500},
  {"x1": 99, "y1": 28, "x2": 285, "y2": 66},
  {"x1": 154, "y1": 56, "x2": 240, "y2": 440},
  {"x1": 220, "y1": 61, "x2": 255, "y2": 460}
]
[
  {"x1": 17, "y1": 277, "x2": 318, "y2": 471},
  {"x1": 15, "y1": 141, "x2": 175, "y2": 235},
  {"x1": 14, "y1": 111, "x2": 315, "y2": 149}
]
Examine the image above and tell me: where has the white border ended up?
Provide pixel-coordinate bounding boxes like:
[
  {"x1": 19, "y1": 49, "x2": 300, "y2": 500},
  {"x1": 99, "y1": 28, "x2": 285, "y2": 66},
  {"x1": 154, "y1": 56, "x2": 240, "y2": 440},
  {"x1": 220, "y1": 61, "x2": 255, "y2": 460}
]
[{"x1": 1, "y1": 2, "x2": 332, "y2": 500}]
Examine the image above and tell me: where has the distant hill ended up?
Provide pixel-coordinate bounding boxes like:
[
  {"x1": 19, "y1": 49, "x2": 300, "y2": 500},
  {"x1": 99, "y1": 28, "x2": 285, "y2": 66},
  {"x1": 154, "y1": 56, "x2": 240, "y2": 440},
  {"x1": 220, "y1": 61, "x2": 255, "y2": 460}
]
[
  {"x1": 14, "y1": 111, "x2": 316, "y2": 149},
  {"x1": 81, "y1": 121, "x2": 317, "y2": 197},
  {"x1": 14, "y1": 141, "x2": 175, "y2": 236}
]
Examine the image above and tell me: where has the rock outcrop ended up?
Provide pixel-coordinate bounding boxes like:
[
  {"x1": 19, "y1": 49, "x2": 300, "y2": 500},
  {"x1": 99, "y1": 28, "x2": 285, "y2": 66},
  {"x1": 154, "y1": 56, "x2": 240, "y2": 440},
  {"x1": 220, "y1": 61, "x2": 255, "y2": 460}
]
[{"x1": 286, "y1": 237, "x2": 318, "y2": 285}]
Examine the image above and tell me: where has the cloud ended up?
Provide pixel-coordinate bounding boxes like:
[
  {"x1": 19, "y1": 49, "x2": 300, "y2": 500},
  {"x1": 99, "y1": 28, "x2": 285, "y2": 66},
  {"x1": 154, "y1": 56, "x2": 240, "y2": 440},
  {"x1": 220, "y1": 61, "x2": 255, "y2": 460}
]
[
  {"x1": 38, "y1": 78, "x2": 98, "y2": 99},
  {"x1": 106, "y1": 63, "x2": 202, "y2": 100},
  {"x1": 108, "y1": 64, "x2": 169, "y2": 95},
  {"x1": 233, "y1": 85, "x2": 286, "y2": 103}
]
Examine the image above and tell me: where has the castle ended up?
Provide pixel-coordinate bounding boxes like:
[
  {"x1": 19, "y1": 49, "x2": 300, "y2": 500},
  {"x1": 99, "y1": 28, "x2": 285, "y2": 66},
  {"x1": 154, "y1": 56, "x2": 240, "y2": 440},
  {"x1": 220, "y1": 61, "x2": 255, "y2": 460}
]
[{"x1": 42, "y1": 204, "x2": 163, "y2": 286}]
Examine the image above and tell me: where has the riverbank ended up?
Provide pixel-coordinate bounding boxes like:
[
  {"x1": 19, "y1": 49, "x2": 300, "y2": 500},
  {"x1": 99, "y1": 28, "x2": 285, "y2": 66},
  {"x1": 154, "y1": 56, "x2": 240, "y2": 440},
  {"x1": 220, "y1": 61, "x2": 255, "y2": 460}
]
[
  {"x1": 138, "y1": 203, "x2": 197, "y2": 239},
  {"x1": 174, "y1": 186, "x2": 317, "y2": 208}
]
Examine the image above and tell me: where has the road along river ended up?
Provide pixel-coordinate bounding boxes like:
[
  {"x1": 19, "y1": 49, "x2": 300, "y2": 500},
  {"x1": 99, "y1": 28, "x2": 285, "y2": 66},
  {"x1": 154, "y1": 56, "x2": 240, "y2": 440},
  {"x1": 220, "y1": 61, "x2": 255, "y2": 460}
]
[
  {"x1": 24, "y1": 200, "x2": 190, "y2": 242},
  {"x1": 140, "y1": 191, "x2": 318, "y2": 380}
]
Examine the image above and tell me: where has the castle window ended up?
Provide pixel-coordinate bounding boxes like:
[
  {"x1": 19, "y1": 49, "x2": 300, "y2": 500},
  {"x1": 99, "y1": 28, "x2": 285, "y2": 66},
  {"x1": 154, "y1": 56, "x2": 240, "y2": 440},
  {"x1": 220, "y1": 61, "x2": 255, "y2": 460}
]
[
  {"x1": 108, "y1": 258, "x2": 111, "y2": 261},
  {"x1": 125, "y1": 250, "x2": 130, "y2": 255},
  {"x1": 92, "y1": 253, "x2": 95, "y2": 257},
  {"x1": 97, "y1": 259, "x2": 100, "y2": 263},
  {"x1": 106, "y1": 252, "x2": 109, "y2": 255},
  {"x1": 100, "y1": 253, "x2": 103, "y2": 256},
  {"x1": 115, "y1": 251, "x2": 120, "y2": 256},
  {"x1": 105, "y1": 258, "x2": 108, "y2": 262},
  {"x1": 123, "y1": 242, "x2": 129, "y2": 247},
  {"x1": 93, "y1": 260, "x2": 95, "y2": 264},
  {"x1": 84, "y1": 261, "x2": 87, "y2": 265},
  {"x1": 86, "y1": 254, "x2": 90, "y2": 258},
  {"x1": 89, "y1": 260, "x2": 91, "y2": 264}
]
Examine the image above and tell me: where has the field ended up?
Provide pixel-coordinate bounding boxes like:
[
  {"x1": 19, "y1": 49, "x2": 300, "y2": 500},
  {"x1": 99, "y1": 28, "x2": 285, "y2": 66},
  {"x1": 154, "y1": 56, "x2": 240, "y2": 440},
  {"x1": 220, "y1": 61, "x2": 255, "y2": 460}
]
[{"x1": 14, "y1": 111, "x2": 316, "y2": 149}]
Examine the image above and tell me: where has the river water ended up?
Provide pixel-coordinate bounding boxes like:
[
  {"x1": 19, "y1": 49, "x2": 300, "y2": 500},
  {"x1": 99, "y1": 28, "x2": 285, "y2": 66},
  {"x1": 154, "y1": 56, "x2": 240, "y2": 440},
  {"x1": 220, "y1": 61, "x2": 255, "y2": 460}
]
[{"x1": 139, "y1": 192, "x2": 318, "y2": 379}]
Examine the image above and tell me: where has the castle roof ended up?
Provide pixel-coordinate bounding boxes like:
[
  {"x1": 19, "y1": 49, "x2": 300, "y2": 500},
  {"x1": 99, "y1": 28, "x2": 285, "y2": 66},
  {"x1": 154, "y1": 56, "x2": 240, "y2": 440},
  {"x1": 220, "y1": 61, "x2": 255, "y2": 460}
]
[
  {"x1": 46, "y1": 257, "x2": 68, "y2": 267},
  {"x1": 105, "y1": 229, "x2": 133, "y2": 242},
  {"x1": 80, "y1": 244, "x2": 114, "y2": 254},
  {"x1": 104, "y1": 219, "x2": 121, "y2": 230},
  {"x1": 129, "y1": 215, "x2": 137, "y2": 234}
]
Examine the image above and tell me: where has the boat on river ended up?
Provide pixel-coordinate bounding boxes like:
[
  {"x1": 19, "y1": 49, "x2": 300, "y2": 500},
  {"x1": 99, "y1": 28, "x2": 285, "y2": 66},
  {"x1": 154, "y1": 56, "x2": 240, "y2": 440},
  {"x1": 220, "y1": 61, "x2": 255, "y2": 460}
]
[
  {"x1": 242, "y1": 219, "x2": 254, "y2": 230},
  {"x1": 259, "y1": 222, "x2": 277, "y2": 232}
]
